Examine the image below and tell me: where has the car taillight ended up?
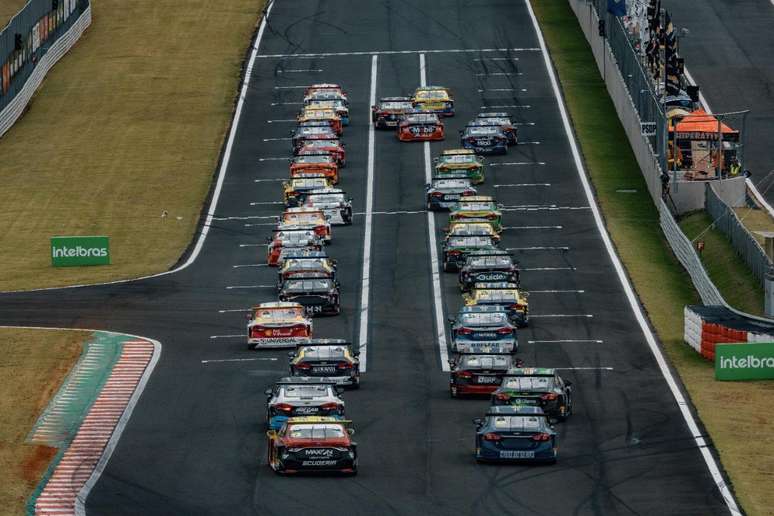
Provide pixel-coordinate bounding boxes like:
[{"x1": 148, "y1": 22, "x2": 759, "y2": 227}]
[
  {"x1": 448, "y1": 250, "x2": 462, "y2": 256},
  {"x1": 531, "y1": 433, "x2": 551, "y2": 442},
  {"x1": 462, "y1": 191, "x2": 475, "y2": 196},
  {"x1": 274, "y1": 403, "x2": 293, "y2": 413},
  {"x1": 496, "y1": 327, "x2": 512, "y2": 335},
  {"x1": 456, "y1": 370, "x2": 473, "y2": 379},
  {"x1": 458, "y1": 327, "x2": 474, "y2": 335},
  {"x1": 483, "y1": 433, "x2": 501, "y2": 441},
  {"x1": 320, "y1": 402, "x2": 341, "y2": 411},
  {"x1": 486, "y1": 213, "x2": 497, "y2": 220},
  {"x1": 295, "y1": 362, "x2": 311, "y2": 370},
  {"x1": 336, "y1": 361, "x2": 352, "y2": 370},
  {"x1": 431, "y1": 192, "x2": 444, "y2": 198},
  {"x1": 511, "y1": 304, "x2": 524, "y2": 310},
  {"x1": 495, "y1": 393, "x2": 510, "y2": 401},
  {"x1": 541, "y1": 393, "x2": 558, "y2": 401}
]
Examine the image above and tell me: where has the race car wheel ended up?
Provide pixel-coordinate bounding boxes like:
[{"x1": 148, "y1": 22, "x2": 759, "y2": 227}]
[
  {"x1": 350, "y1": 376, "x2": 360, "y2": 389},
  {"x1": 443, "y1": 261, "x2": 455, "y2": 273}
]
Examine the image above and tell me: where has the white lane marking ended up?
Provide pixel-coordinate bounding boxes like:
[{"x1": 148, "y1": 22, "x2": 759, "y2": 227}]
[
  {"x1": 209, "y1": 335, "x2": 246, "y2": 339},
  {"x1": 257, "y1": 157, "x2": 288, "y2": 162},
  {"x1": 489, "y1": 161, "x2": 545, "y2": 166},
  {"x1": 522, "y1": 266, "x2": 576, "y2": 271},
  {"x1": 278, "y1": 69, "x2": 323, "y2": 73},
  {"x1": 249, "y1": 201, "x2": 284, "y2": 205},
  {"x1": 216, "y1": 215, "x2": 277, "y2": 220},
  {"x1": 503, "y1": 225, "x2": 562, "y2": 230},
  {"x1": 478, "y1": 88, "x2": 528, "y2": 92},
  {"x1": 555, "y1": 367, "x2": 614, "y2": 370},
  {"x1": 256, "y1": 47, "x2": 541, "y2": 58},
  {"x1": 353, "y1": 209, "x2": 426, "y2": 216},
  {"x1": 528, "y1": 339, "x2": 603, "y2": 344},
  {"x1": 475, "y1": 72, "x2": 523, "y2": 76},
  {"x1": 358, "y1": 54, "x2": 378, "y2": 372},
  {"x1": 273, "y1": 85, "x2": 310, "y2": 89},
  {"x1": 474, "y1": 57, "x2": 520, "y2": 61},
  {"x1": 481, "y1": 104, "x2": 530, "y2": 108},
  {"x1": 530, "y1": 314, "x2": 593, "y2": 319},
  {"x1": 524, "y1": 2, "x2": 741, "y2": 513},
  {"x1": 513, "y1": 122, "x2": 536, "y2": 126},
  {"x1": 507, "y1": 246, "x2": 569, "y2": 251},
  {"x1": 494, "y1": 183, "x2": 550, "y2": 188},
  {"x1": 420, "y1": 53, "x2": 450, "y2": 373},
  {"x1": 262, "y1": 137, "x2": 292, "y2": 142},
  {"x1": 501, "y1": 205, "x2": 589, "y2": 212},
  {"x1": 218, "y1": 308, "x2": 251, "y2": 313},
  {"x1": 202, "y1": 358, "x2": 278, "y2": 363},
  {"x1": 266, "y1": 119, "x2": 296, "y2": 123},
  {"x1": 225, "y1": 285, "x2": 274, "y2": 289},
  {"x1": 232, "y1": 263, "x2": 268, "y2": 268},
  {"x1": 239, "y1": 243, "x2": 264, "y2": 247},
  {"x1": 516, "y1": 140, "x2": 541, "y2": 145},
  {"x1": 270, "y1": 101, "x2": 304, "y2": 106},
  {"x1": 244, "y1": 222, "x2": 277, "y2": 227},
  {"x1": 529, "y1": 289, "x2": 585, "y2": 293}
]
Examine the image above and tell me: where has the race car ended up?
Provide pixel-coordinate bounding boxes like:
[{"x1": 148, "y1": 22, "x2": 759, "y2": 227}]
[
  {"x1": 304, "y1": 88, "x2": 349, "y2": 107},
  {"x1": 458, "y1": 251, "x2": 520, "y2": 292},
  {"x1": 305, "y1": 99, "x2": 350, "y2": 126},
  {"x1": 291, "y1": 123, "x2": 338, "y2": 150},
  {"x1": 434, "y1": 150, "x2": 485, "y2": 185},
  {"x1": 302, "y1": 189, "x2": 353, "y2": 225},
  {"x1": 277, "y1": 254, "x2": 337, "y2": 287},
  {"x1": 371, "y1": 96, "x2": 414, "y2": 128},
  {"x1": 266, "y1": 416, "x2": 357, "y2": 475},
  {"x1": 445, "y1": 220, "x2": 500, "y2": 243},
  {"x1": 412, "y1": 86, "x2": 454, "y2": 116},
  {"x1": 283, "y1": 176, "x2": 333, "y2": 207},
  {"x1": 279, "y1": 208, "x2": 332, "y2": 243},
  {"x1": 278, "y1": 276, "x2": 341, "y2": 316},
  {"x1": 290, "y1": 153, "x2": 339, "y2": 185},
  {"x1": 449, "y1": 307, "x2": 517, "y2": 354},
  {"x1": 449, "y1": 353, "x2": 521, "y2": 397},
  {"x1": 442, "y1": 235, "x2": 499, "y2": 272},
  {"x1": 476, "y1": 112, "x2": 518, "y2": 145},
  {"x1": 397, "y1": 112, "x2": 444, "y2": 142},
  {"x1": 247, "y1": 302, "x2": 312, "y2": 349},
  {"x1": 297, "y1": 107, "x2": 343, "y2": 136},
  {"x1": 425, "y1": 176, "x2": 477, "y2": 210},
  {"x1": 304, "y1": 83, "x2": 347, "y2": 100},
  {"x1": 460, "y1": 124, "x2": 508, "y2": 155},
  {"x1": 295, "y1": 139, "x2": 346, "y2": 168},
  {"x1": 264, "y1": 378, "x2": 345, "y2": 430},
  {"x1": 276, "y1": 249, "x2": 331, "y2": 269},
  {"x1": 267, "y1": 229, "x2": 324, "y2": 266},
  {"x1": 289, "y1": 339, "x2": 361, "y2": 388},
  {"x1": 473, "y1": 406, "x2": 557, "y2": 463},
  {"x1": 491, "y1": 368, "x2": 573, "y2": 421},
  {"x1": 449, "y1": 196, "x2": 502, "y2": 233},
  {"x1": 463, "y1": 282, "x2": 529, "y2": 327}
]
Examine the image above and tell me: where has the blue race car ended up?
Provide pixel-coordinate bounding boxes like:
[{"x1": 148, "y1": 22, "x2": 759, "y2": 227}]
[
  {"x1": 459, "y1": 124, "x2": 508, "y2": 155},
  {"x1": 449, "y1": 306, "x2": 517, "y2": 353},
  {"x1": 473, "y1": 405, "x2": 557, "y2": 463}
]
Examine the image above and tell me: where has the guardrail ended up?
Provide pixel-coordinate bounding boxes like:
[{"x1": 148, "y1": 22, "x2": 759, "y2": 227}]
[
  {"x1": 0, "y1": 0, "x2": 91, "y2": 138},
  {"x1": 706, "y1": 182, "x2": 773, "y2": 287}
]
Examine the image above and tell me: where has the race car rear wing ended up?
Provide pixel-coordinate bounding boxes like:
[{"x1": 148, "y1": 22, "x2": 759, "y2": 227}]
[
  {"x1": 466, "y1": 251, "x2": 513, "y2": 257},
  {"x1": 274, "y1": 378, "x2": 339, "y2": 386},
  {"x1": 472, "y1": 282, "x2": 520, "y2": 290},
  {"x1": 282, "y1": 275, "x2": 335, "y2": 281},
  {"x1": 304, "y1": 191, "x2": 348, "y2": 197},
  {"x1": 431, "y1": 174, "x2": 472, "y2": 180},
  {"x1": 294, "y1": 339, "x2": 359, "y2": 355},
  {"x1": 272, "y1": 228, "x2": 320, "y2": 233}
]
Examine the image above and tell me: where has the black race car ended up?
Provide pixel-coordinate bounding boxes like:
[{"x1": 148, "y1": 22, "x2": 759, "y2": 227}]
[
  {"x1": 289, "y1": 339, "x2": 361, "y2": 388},
  {"x1": 491, "y1": 368, "x2": 573, "y2": 421},
  {"x1": 371, "y1": 96, "x2": 414, "y2": 128},
  {"x1": 458, "y1": 251, "x2": 520, "y2": 292},
  {"x1": 278, "y1": 275, "x2": 340, "y2": 316}
]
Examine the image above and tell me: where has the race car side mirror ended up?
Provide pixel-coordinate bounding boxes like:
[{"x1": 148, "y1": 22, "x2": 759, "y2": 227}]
[
  {"x1": 448, "y1": 359, "x2": 456, "y2": 367},
  {"x1": 348, "y1": 428, "x2": 355, "y2": 435},
  {"x1": 266, "y1": 237, "x2": 272, "y2": 242},
  {"x1": 266, "y1": 430, "x2": 276, "y2": 438},
  {"x1": 458, "y1": 130, "x2": 463, "y2": 136},
  {"x1": 246, "y1": 313, "x2": 252, "y2": 320},
  {"x1": 335, "y1": 386, "x2": 344, "y2": 395},
  {"x1": 264, "y1": 388, "x2": 273, "y2": 396},
  {"x1": 472, "y1": 418, "x2": 484, "y2": 427},
  {"x1": 432, "y1": 157, "x2": 439, "y2": 163},
  {"x1": 287, "y1": 352, "x2": 295, "y2": 358}
]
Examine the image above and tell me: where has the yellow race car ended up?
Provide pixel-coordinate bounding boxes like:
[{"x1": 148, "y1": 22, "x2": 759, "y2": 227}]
[
  {"x1": 412, "y1": 86, "x2": 454, "y2": 116},
  {"x1": 463, "y1": 282, "x2": 529, "y2": 327},
  {"x1": 434, "y1": 149, "x2": 485, "y2": 184},
  {"x1": 282, "y1": 176, "x2": 332, "y2": 207},
  {"x1": 298, "y1": 107, "x2": 343, "y2": 135},
  {"x1": 449, "y1": 196, "x2": 502, "y2": 232},
  {"x1": 445, "y1": 220, "x2": 501, "y2": 243}
]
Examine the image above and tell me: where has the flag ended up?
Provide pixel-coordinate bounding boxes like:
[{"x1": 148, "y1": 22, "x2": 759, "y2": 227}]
[{"x1": 608, "y1": 0, "x2": 626, "y2": 17}]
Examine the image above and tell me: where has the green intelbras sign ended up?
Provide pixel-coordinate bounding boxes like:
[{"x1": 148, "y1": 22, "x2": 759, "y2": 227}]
[
  {"x1": 51, "y1": 236, "x2": 110, "y2": 267},
  {"x1": 715, "y1": 342, "x2": 774, "y2": 381}
]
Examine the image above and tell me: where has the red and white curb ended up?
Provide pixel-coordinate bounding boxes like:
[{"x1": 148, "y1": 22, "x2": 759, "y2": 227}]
[{"x1": 34, "y1": 340, "x2": 159, "y2": 516}]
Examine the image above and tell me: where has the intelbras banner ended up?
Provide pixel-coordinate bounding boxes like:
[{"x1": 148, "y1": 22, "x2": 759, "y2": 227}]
[
  {"x1": 715, "y1": 342, "x2": 774, "y2": 381},
  {"x1": 51, "y1": 236, "x2": 110, "y2": 267}
]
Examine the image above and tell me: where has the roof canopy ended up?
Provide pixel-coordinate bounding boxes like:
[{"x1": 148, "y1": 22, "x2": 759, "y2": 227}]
[{"x1": 670, "y1": 109, "x2": 739, "y2": 140}]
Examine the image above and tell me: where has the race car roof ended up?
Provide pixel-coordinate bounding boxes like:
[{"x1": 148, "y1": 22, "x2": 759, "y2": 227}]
[
  {"x1": 485, "y1": 405, "x2": 546, "y2": 417},
  {"x1": 274, "y1": 378, "x2": 338, "y2": 386},
  {"x1": 505, "y1": 367, "x2": 556, "y2": 377}
]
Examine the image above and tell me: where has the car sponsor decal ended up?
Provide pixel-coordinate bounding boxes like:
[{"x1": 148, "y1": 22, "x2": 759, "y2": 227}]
[
  {"x1": 293, "y1": 406, "x2": 319, "y2": 414},
  {"x1": 474, "y1": 272, "x2": 507, "y2": 282},
  {"x1": 305, "y1": 448, "x2": 335, "y2": 457},
  {"x1": 313, "y1": 366, "x2": 337, "y2": 373},
  {"x1": 499, "y1": 450, "x2": 535, "y2": 459},
  {"x1": 301, "y1": 460, "x2": 338, "y2": 466},
  {"x1": 409, "y1": 126, "x2": 436, "y2": 135},
  {"x1": 475, "y1": 375, "x2": 500, "y2": 384}
]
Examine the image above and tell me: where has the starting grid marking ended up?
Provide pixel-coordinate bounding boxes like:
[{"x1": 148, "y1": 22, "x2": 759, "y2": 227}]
[
  {"x1": 528, "y1": 339, "x2": 604, "y2": 344},
  {"x1": 494, "y1": 183, "x2": 551, "y2": 188},
  {"x1": 256, "y1": 47, "x2": 541, "y2": 58},
  {"x1": 202, "y1": 357, "x2": 279, "y2": 364},
  {"x1": 489, "y1": 161, "x2": 545, "y2": 167},
  {"x1": 34, "y1": 341, "x2": 154, "y2": 516}
]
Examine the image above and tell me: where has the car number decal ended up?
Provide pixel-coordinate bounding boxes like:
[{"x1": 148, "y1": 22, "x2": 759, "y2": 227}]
[{"x1": 499, "y1": 450, "x2": 535, "y2": 459}]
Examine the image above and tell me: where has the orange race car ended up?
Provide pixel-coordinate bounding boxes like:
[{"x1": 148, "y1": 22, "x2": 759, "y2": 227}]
[
  {"x1": 298, "y1": 107, "x2": 343, "y2": 136},
  {"x1": 295, "y1": 139, "x2": 346, "y2": 168},
  {"x1": 304, "y1": 83, "x2": 347, "y2": 100},
  {"x1": 289, "y1": 153, "x2": 339, "y2": 184},
  {"x1": 246, "y1": 302, "x2": 312, "y2": 349},
  {"x1": 397, "y1": 112, "x2": 445, "y2": 142},
  {"x1": 267, "y1": 229, "x2": 324, "y2": 266},
  {"x1": 278, "y1": 208, "x2": 332, "y2": 243}
]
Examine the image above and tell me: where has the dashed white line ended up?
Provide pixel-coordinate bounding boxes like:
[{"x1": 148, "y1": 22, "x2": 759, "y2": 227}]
[
  {"x1": 357, "y1": 54, "x2": 378, "y2": 372},
  {"x1": 494, "y1": 183, "x2": 550, "y2": 188},
  {"x1": 529, "y1": 289, "x2": 585, "y2": 293},
  {"x1": 481, "y1": 104, "x2": 530, "y2": 108},
  {"x1": 489, "y1": 161, "x2": 545, "y2": 166},
  {"x1": 516, "y1": 140, "x2": 541, "y2": 145},
  {"x1": 209, "y1": 334, "x2": 246, "y2": 339},
  {"x1": 528, "y1": 339, "x2": 603, "y2": 344},
  {"x1": 500, "y1": 205, "x2": 589, "y2": 212},
  {"x1": 479, "y1": 88, "x2": 527, "y2": 92},
  {"x1": 262, "y1": 137, "x2": 292, "y2": 142},
  {"x1": 232, "y1": 263, "x2": 268, "y2": 268},
  {"x1": 353, "y1": 209, "x2": 426, "y2": 216},
  {"x1": 249, "y1": 201, "x2": 284, "y2": 205},
  {"x1": 475, "y1": 72, "x2": 523, "y2": 76},
  {"x1": 225, "y1": 285, "x2": 274, "y2": 289},
  {"x1": 507, "y1": 246, "x2": 569, "y2": 251},
  {"x1": 218, "y1": 308, "x2": 251, "y2": 313},
  {"x1": 278, "y1": 69, "x2": 323, "y2": 73},
  {"x1": 202, "y1": 357, "x2": 278, "y2": 363},
  {"x1": 555, "y1": 366, "x2": 614, "y2": 370},
  {"x1": 270, "y1": 102, "x2": 304, "y2": 106},
  {"x1": 530, "y1": 314, "x2": 593, "y2": 319},
  {"x1": 244, "y1": 222, "x2": 277, "y2": 227},
  {"x1": 273, "y1": 85, "x2": 310, "y2": 89},
  {"x1": 256, "y1": 48, "x2": 541, "y2": 58},
  {"x1": 474, "y1": 57, "x2": 520, "y2": 61},
  {"x1": 503, "y1": 225, "x2": 562, "y2": 230},
  {"x1": 266, "y1": 119, "x2": 296, "y2": 123},
  {"x1": 239, "y1": 244, "x2": 264, "y2": 248}
]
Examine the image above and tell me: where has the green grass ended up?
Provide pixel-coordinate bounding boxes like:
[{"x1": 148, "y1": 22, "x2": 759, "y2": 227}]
[
  {"x1": 0, "y1": 1, "x2": 27, "y2": 28},
  {"x1": 734, "y1": 206, "x2": 774, "y2": 247},
  {"x1": 0, "y1": 0, "x2": 264, "y2": 290},
  {"x1": 0, "y1": 329, "x2": 85, "y2": 516},
  {"x1": 680, "y1": 211, "x2": 765, "y2": 316},
  {"x1": 532, "y1": 2, "x2": 774, "y2": 514}
]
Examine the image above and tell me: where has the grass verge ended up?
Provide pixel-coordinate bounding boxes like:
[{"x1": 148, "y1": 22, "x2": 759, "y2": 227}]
[
  {"x1": 532, "y1": 1, "x2": 774, "y2": 514},
  {"x1": 735, "y1": 206, "x2": 774, "y2": 247},
  {"x1": 0, "y1": 0, "x2": 264, "y2": 290},
  {"x1": 0, "y1": 329, "x2": 85, "y2": 516},
  {"x1": 0, "y1": 1, "x2": 27, "y2": 28},
  {"x1": 680, "y1": 211, "x2": 765, "y2": 316}
]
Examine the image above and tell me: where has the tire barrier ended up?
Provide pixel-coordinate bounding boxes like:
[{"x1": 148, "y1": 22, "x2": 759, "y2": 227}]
[{"x1": 684, "y1": 305, "x2": 774, "y2": 361}]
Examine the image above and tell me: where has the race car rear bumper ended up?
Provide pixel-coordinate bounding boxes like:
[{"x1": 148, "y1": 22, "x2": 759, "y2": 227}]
[{"x1": 451, "y1": 383, "x2": 500, "y2": 395}]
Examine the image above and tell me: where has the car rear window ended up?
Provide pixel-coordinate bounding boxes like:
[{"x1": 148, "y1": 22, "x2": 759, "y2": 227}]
[
  {"x1": 381, "y1": 101, "x2": 412, "y2": 110},
  {"x1": 459, "y1": 312, "x2": 508, "y2": 326},
  {"x1": 462, "y1": 355, "x2": 510, "y2": 368},
  {"x1": 502, "y1": 376, "x2": 555, "y2": 390},
  {"x1": 287, "y1": 424, "x2": 345, "y2": 439},
  {"x1": 281, "y1": 385, "x2": 329, "y2": 398},
  {"x1": 284, "y1": 279, "x2": 332, "y2": 291},
  {"x1": 447, "y1": 236, "x2": 492, "y2": 247},
  {"x1": 490, "y1": 416, "x2": 542, "y2": 431}
]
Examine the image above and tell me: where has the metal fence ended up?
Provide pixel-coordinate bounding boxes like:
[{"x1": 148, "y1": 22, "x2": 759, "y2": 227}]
[
  {"x1": 706, "y1": 182, "x2": 773, "y2": 287},
  {"x1": 0, "y1": 0, "x2": 89, "y2": 115}
]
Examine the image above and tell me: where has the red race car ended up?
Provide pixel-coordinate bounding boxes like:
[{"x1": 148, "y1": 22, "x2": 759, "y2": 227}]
[
  {"x1": 295, "y1": 139, "x2": 346, "y2": 168},
  {"x1": 290, "y1": 153, "x2": 339, "y2": 184},
  {"x1": 448, "y1": 353, "x2": 522, "y2": 397},
  {"x1": 267, "y1": 229, "x2": 324, "y2": 266},
  {"x1": 397, "y1": 112, "x2": 445, "y2": 142},
  {"x1": 304, "y1": 83, "x2": 347, "y2": 100},
  {"x1": 266, "y1": 417, "x2": 357, "y2": 475}
]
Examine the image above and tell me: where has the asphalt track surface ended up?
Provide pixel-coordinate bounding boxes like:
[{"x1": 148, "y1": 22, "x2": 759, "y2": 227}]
[
  {"x1": 0, "y1": 1, "x2": 736, "y2": 515},
  {"x1": 664, "y1": 0, "x2": 774, "y2": 198}
]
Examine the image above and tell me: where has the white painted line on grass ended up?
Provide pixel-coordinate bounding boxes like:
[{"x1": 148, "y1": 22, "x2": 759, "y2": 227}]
[
  {"x1": 525, "y1": 2, "x2": 741, "y2": 512},
  {"x1": 528, "y1": 339, "x2": 603, "y2": 344},
  {"x1": 420, "y1": 53, "x2": 450, "y2": 373},
  {"x1": 256, "y1": 47, "x2": 541, "y2": 58},
  {"x1": 209, "y1": 335, "x2": 246, "y2": 340},
  {"x1": 357, "y1": 54, "x2": 378, "y2": 372},
  {"x1": 494, "y1": 183, "x2": 550, "y2": 188},
  {"x1": 202, "y1": 357, "x2": 278, "y2": 363},
  {"x1": 489, "y1": 161, "x2": 545, "y2": 166}
]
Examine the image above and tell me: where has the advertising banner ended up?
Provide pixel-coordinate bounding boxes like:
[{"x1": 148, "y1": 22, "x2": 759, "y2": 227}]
[
  {"x1": 715, "y1": 342, "x2": 774, "y2": 380},
  {"x1": 51, "y1": 236, "x2": 110, "y2": 267}
]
